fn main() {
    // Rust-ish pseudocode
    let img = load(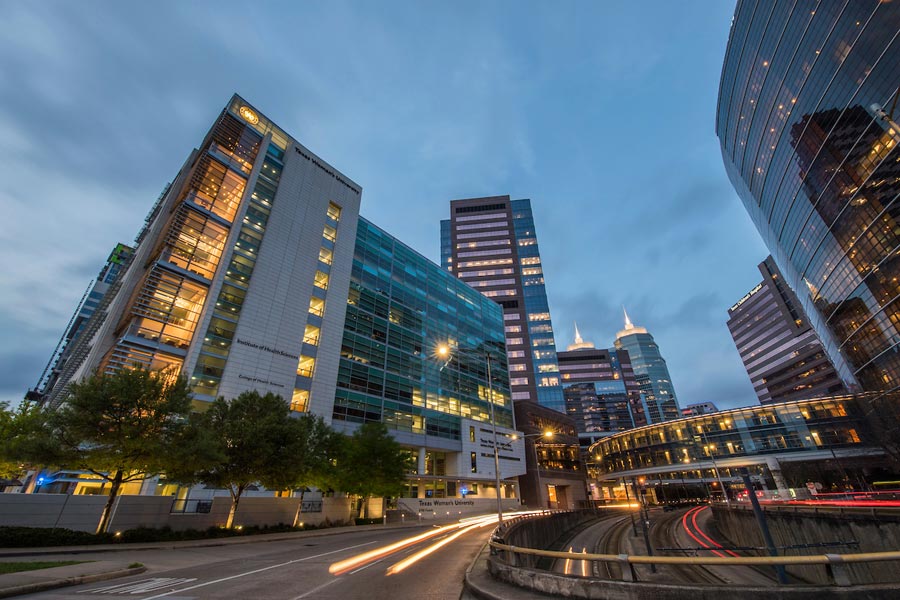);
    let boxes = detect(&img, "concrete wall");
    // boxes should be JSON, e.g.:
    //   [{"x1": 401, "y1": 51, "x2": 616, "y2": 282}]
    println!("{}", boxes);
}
[
  {"x1": 0, "y1": 494, "x2": 107, "y2": 532},
  {"x1": 0, "y1": 494, "x2": 354, "y2": 533},
  {"x1": 712, "y1": 505, "x2": 900, "y2": 584},
  {"x1": 495, "y1": 510, "x2": 606, "y2": 569},
  {"x1": 487, "y1": 559, "x2": 900, "y2": 600}
]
